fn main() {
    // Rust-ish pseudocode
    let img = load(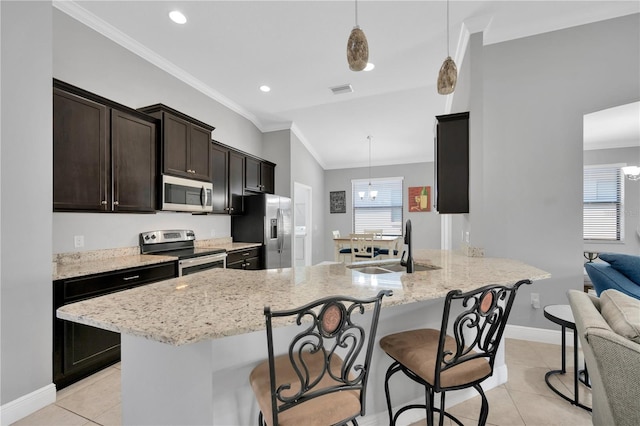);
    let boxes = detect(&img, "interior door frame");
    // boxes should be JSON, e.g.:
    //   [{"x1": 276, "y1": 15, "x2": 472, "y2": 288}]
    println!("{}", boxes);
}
[{"x1": 293, "y1": 182, "x2": 313, "y2": 266}]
